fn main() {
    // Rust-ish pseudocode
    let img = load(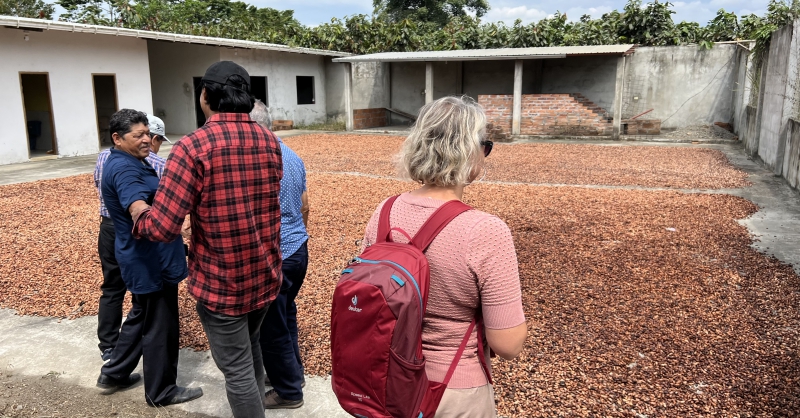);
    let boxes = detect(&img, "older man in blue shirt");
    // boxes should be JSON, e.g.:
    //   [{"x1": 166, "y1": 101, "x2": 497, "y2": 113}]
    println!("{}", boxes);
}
[
  {"x1": 250, "y1": 101, "x2": 310, "y2": 409},
  {"x1": 98, "y1": 109, "x2": 202, "y2": 407},
  {"x1": 94, "y1": 115, "x2": 169, "y2": 362}
]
